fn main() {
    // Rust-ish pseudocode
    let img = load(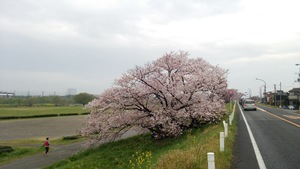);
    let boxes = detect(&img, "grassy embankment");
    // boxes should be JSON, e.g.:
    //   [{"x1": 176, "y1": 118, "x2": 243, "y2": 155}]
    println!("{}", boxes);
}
[
  {"x1": 46, "y1": 103, "x2": 237, "y2": 169},
  {"x1": 0, "y1": 136, "x2": 84, "y2": 166},
  {"x1": 0, "y1": 106, "x2": 88, "y2": 119}
]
